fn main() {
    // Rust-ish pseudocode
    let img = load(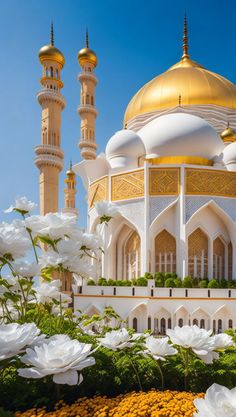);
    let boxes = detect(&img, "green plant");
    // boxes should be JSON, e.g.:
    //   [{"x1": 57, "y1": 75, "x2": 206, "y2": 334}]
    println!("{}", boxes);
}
[
  {"x1": 228, "y1": 280, "x2": 236, "y2": 288},
  {"x1": 174, "y1": 278, "x2": 182, "y2": 288},
  {"x1": 144, "y1": 272, "x2": 153, "y2": 280},
  {"x1": 182, "y1": 276, "x2": 193, "y2": 288},
  {"x1": 165, "y1": 278, "x2": 176, "y2": 288},
  {"x1": 199, "y1": 279, "x2": 208, "y2": 288},
  {"x1": 135, "y1": 277, "x2": 148, "y2": 286},
  {"x1": 87, "y1": 279, "x2": 96, "y2": 286},
  {"x1": 97, "y1": 277, "x2": 108, "y2": 286},
  {"x1": 208, "y1": 279, "x2": 220, "y2": 288},
  {"x1": 220, "y1": 278, "x2": 228, "y2": 288}
]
